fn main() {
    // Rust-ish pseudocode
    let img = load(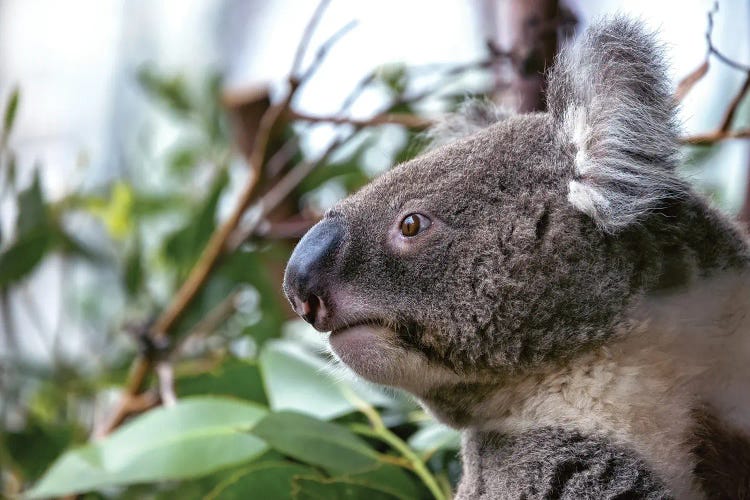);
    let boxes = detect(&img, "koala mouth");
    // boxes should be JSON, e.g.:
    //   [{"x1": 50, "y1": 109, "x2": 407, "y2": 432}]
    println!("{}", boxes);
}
[{"x1": 330, "y1": 319, "x2": 389, "y2": 337}]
